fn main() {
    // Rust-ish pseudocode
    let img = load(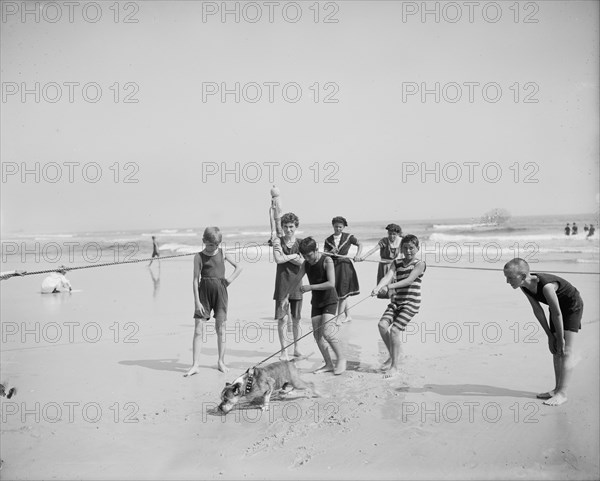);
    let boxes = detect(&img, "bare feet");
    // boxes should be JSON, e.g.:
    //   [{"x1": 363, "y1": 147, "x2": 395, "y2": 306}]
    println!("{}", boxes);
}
[
  {"x1": 293, "y1": 350, "x2": 304, "y2": 358},
  {"x1": 313, "y1": 364, "x2": 334, "y2": 374},
  {"x1": 543, "y1": 392, "x2": 567, "y2": 406},
  {"x1": 334, "y1": 358, "x2": 347, "y2": 375},
  {"x1": 383, "y1": 367, "x2": 399, "y2": 379},
  {"x1": 217, "y1": 361, "x2": 229, "y2": 373},
  {"x1": 342, "y1": 316, "x2": 352, "y2": 323},
  {"x1": 183, "y1": 365, "x2": 201, "y2": 377},
  {"x1": 381, "y1": 358, "x2": 392, "y2": 371},
  {"x1": 536, "y1": 390, "x2": 555, "y2": 400},
  {"x1": 279, "y1": 350, "x2": 290, "y2": 361}
]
